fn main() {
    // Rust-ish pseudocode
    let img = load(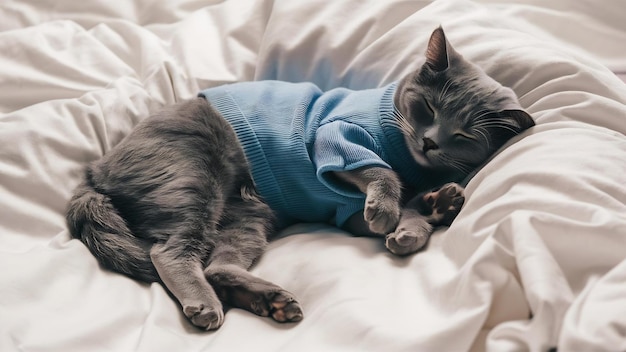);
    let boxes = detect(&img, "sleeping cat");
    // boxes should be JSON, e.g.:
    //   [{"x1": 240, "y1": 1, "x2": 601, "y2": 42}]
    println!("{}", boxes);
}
[{"x1": 66, "y1": 27, "x2": 534, "y2": 331}]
